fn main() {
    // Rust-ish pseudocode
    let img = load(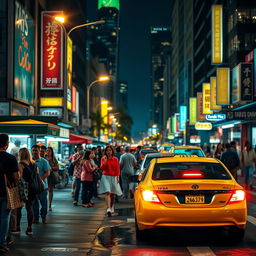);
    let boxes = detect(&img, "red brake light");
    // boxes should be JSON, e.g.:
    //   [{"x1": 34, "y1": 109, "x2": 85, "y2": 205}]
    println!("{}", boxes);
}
[
  {"x1": 182, "y1": 171, "x2": 203, "y2": 178},
  {"x1": 228, "y1": 190, "x2": 245, "y2": 204}
]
